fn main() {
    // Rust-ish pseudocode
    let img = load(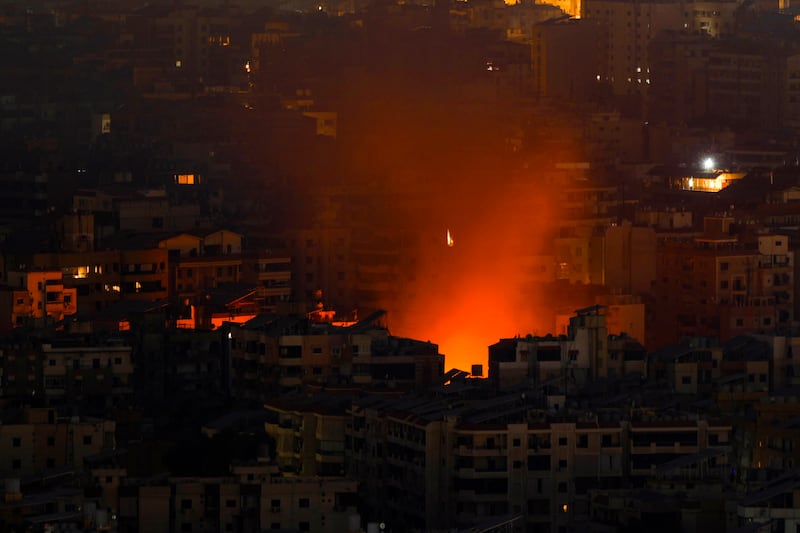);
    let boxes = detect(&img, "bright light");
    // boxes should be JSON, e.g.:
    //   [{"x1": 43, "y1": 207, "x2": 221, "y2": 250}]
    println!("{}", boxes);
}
[
  {"x1": 446, "y1": 229, "x2": 454, "y2": 247},
  {"x1": 702, "y1": 157, "x2": 715, "y2": 171},
  {"x1": 244, "y1": 61, "x2": 251, "y2": 73},
  {"x1": 562, "y1": 504, "x2": 568, "y2": 513}
]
